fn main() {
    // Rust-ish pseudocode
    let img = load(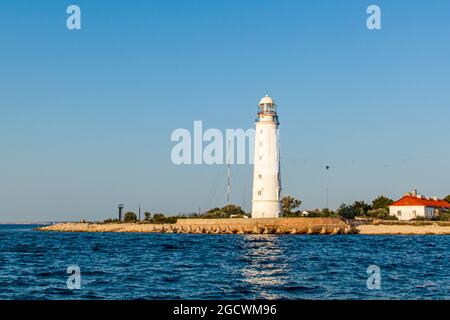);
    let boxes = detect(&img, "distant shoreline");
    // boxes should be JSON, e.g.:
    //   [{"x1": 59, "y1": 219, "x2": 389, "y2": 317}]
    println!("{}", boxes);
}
[{"x1": 0, "y1": 222, "x2": 56, "y2": 225}]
